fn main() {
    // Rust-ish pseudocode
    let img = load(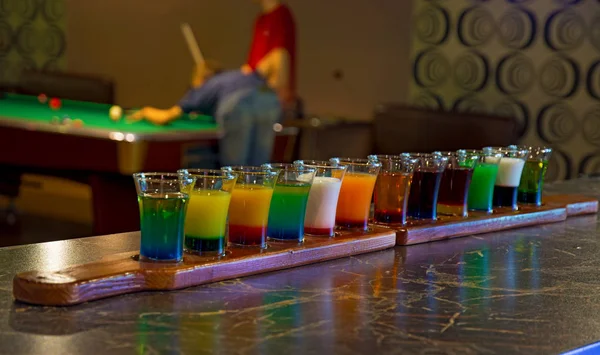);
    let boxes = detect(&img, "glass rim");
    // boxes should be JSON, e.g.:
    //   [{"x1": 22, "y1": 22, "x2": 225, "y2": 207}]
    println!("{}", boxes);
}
[
  {"x1": 516, "y1": 145, "x2": 553, "y2": 153},
  {"x1": 294, "y1": 160, "x2": 346, "y2": 169},
  {"x1": 132, "y1": 172, "x2": 194, "y2": 181},
  {"x1": 262, "y1": 163, "x2": 315, "y2": 172},
  {"x1": 178, "y1": 168, "x2": 236, "y2": 178},
  {"x1": 485, "y1": 146, "x2": 529, "y2": 154},
  {"x1": 331, "y1": 157, "x2": 382, "y2": 167},
  {"x1": 223, "y1": 169, "x2": 279, "y2": 177}
]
